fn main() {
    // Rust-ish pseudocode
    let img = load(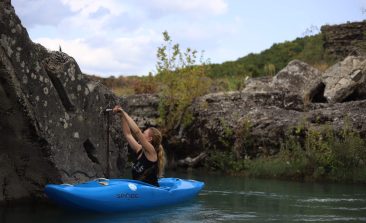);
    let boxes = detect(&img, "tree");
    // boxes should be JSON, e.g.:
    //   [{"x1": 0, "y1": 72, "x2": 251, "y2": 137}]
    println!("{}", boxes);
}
[{"x1": 156, "y1": 31, "x2": 211, "y2": 130}]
